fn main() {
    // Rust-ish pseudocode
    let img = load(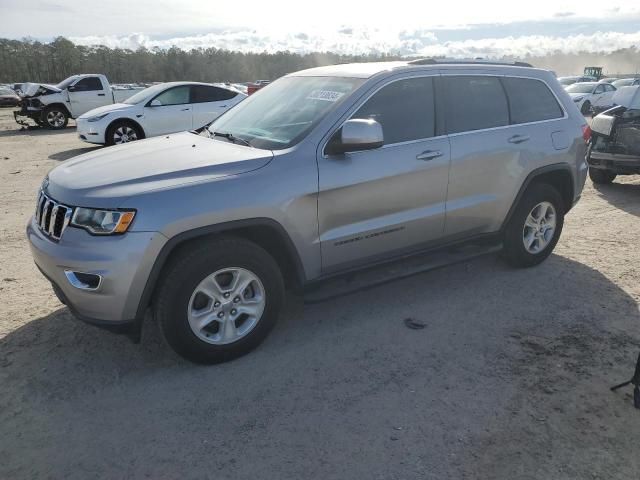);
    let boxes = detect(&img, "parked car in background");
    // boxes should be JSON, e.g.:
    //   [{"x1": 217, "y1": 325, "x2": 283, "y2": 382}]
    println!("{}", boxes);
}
[
  {"x1": 247, "y1": 80, "x2": 271, "y2": 95},
  {"x1": 558, "y1": 75, "x2": 597, "y2": 87},
  {"x1": 598, "y1": 77, "x2": 619, "y2": 84},
  {"x1": 565, "y1": 81, "x2": 617, "y2": 115},
  {"x1": 588, "y1": 86, "x2": 640, "y2": 184},
  {"x1": 612, "y1": 78, "x2": 640, "y2": 88},
  {"x1": 15, "y1": 74, "x2": 143, "y2": 129},
  {"x1": 10, "y1": 83, "x2": 24, "y2": 94},
  {"x1": 28, "y1": 60, "x2": 588, "y2": 363},
  {"x1": 76, "y1": 82, "x2": 246, "y2": 145},
  {"x1": 0, "y1": 87, "x2": 21, "y2": 107}
]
